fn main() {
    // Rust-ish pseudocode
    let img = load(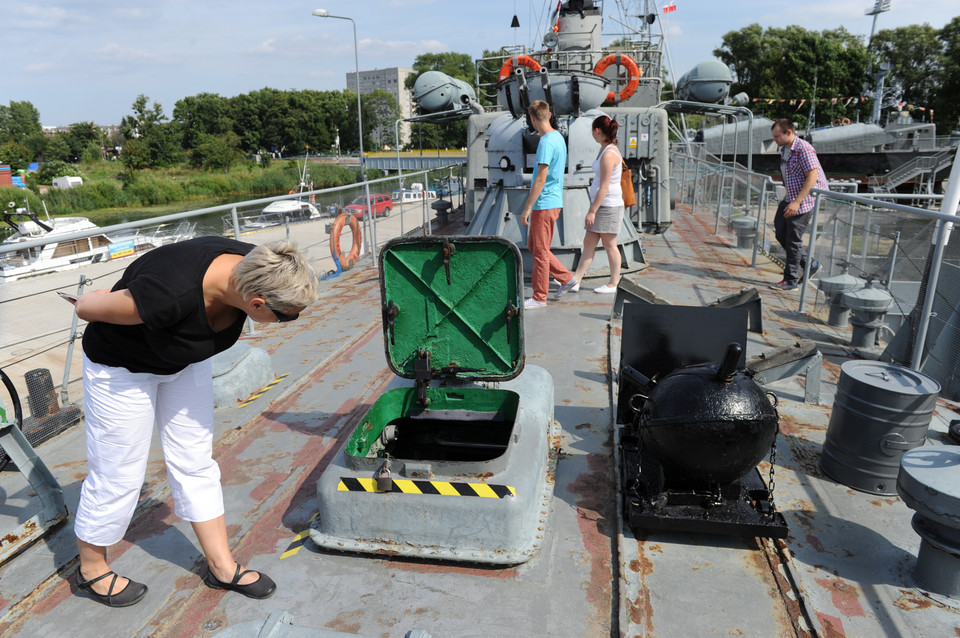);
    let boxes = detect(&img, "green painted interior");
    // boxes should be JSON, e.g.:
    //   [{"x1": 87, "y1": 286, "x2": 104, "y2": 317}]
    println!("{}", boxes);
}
[{"x1": 346, "y1": 387, "x2": 520, "y2": 458}]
